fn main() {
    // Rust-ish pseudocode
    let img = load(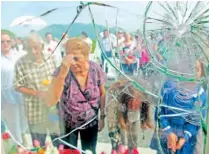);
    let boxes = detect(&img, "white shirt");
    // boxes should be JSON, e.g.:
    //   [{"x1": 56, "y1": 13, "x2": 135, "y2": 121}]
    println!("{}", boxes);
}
[
  {"x1": 114, "y1": 37, "x2": 125, "y2": 50},
  {"x1": 100, "y1": 33, "x2": 116, "y2": 52},
  {"x1": 102, "y1": 37, "x2": 114, "y2": 52},
  {"x1": 84, "y1": 37, "x2": 93, "y2": 47},
  {"x1": 11, "y1": 48, "x2": 27, "y2": 63},
  {"x1": 1, "y1": 51, "x2": 23, "y2": 105},
  {"x1": 44, "y1": 40, "x2": 62, "y2": 67},
  {"x1": 17, "y1": 44, "x2": 24, "y2": 51}
]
